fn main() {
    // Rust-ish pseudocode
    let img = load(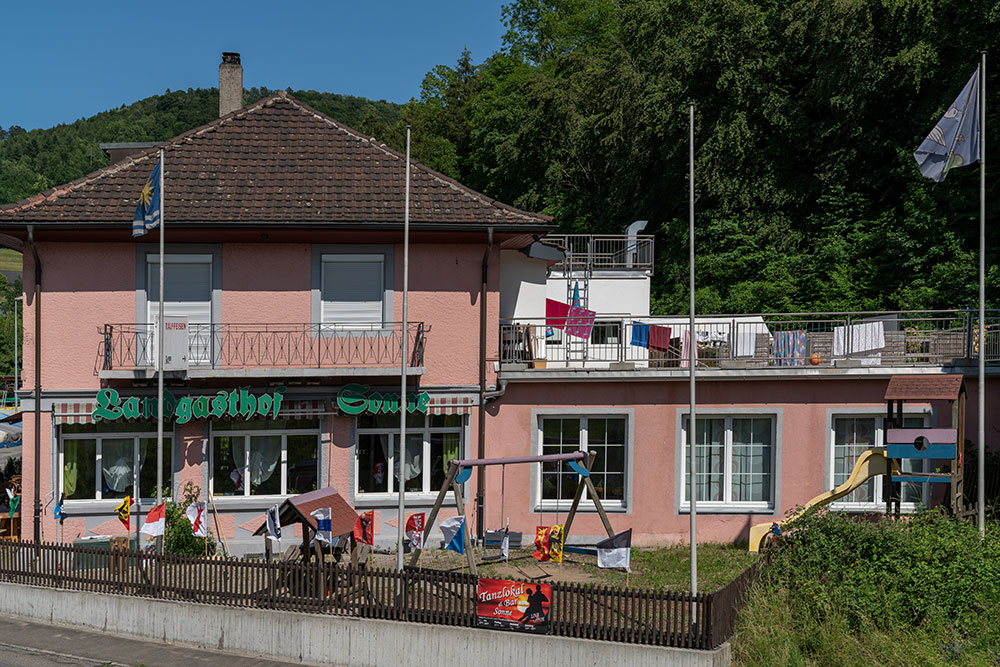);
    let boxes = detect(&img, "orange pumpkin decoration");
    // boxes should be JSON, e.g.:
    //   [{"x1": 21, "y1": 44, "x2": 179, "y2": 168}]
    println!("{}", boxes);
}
[{"x1": 809, "y1": 353, "x2": 821, "y2": 366}]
